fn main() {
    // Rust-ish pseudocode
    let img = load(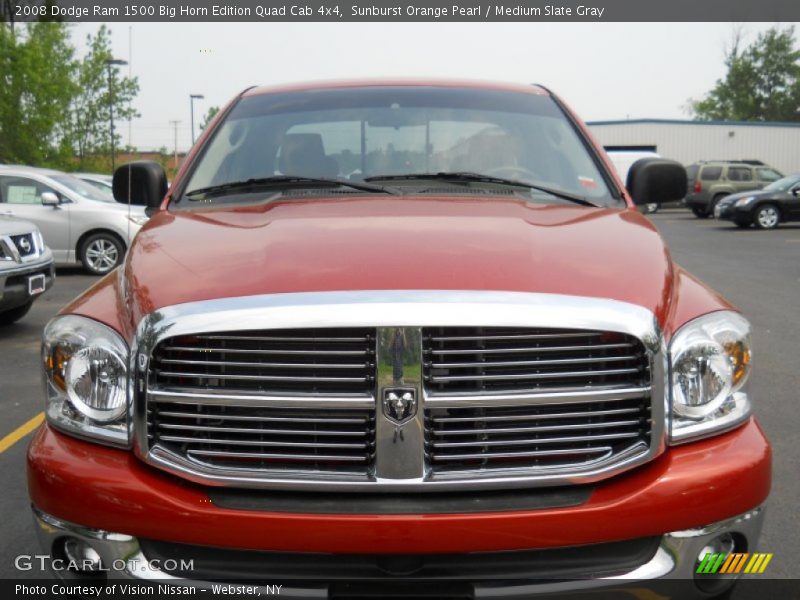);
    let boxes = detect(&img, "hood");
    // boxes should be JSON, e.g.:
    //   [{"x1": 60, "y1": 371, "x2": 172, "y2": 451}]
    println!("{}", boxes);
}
[
  {"x1": 0, "y1": 214, "x2": 39, "y2": 235},
  {"x1": 123, "y1": 196, "x2": 674, "y2": 326}
]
